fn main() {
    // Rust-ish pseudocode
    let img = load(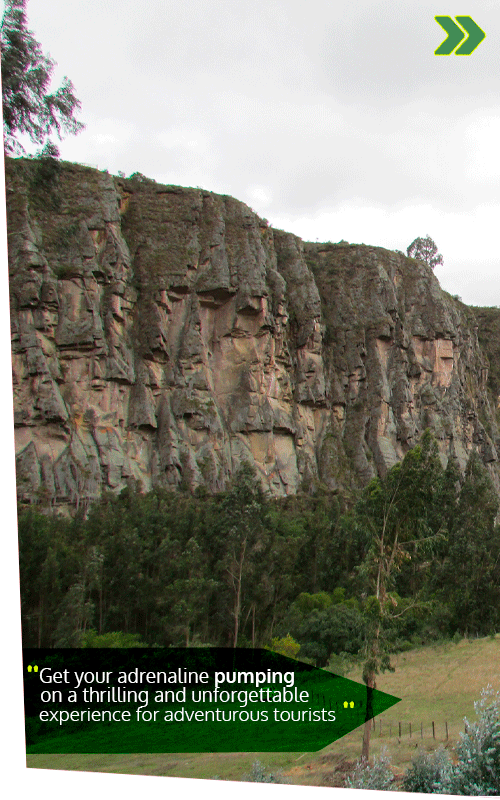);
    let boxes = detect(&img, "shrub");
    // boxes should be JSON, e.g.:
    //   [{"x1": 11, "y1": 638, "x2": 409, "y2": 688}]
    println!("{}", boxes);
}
[
  {"x1": 266, "y1": 633, "x2": 301, "y2": 660},
  {"x1": 345, "y1": 748, "x2": 394, "y2": 790},
  {"x1": 242, "y1": 761, "x2": 289, "y2": 783},
  {"x1": 450, "y1": 686, "x2": 500, "y2": 795},
  {"x1": 402, "y1": 747, "x2": 454, "y2": 793}
]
